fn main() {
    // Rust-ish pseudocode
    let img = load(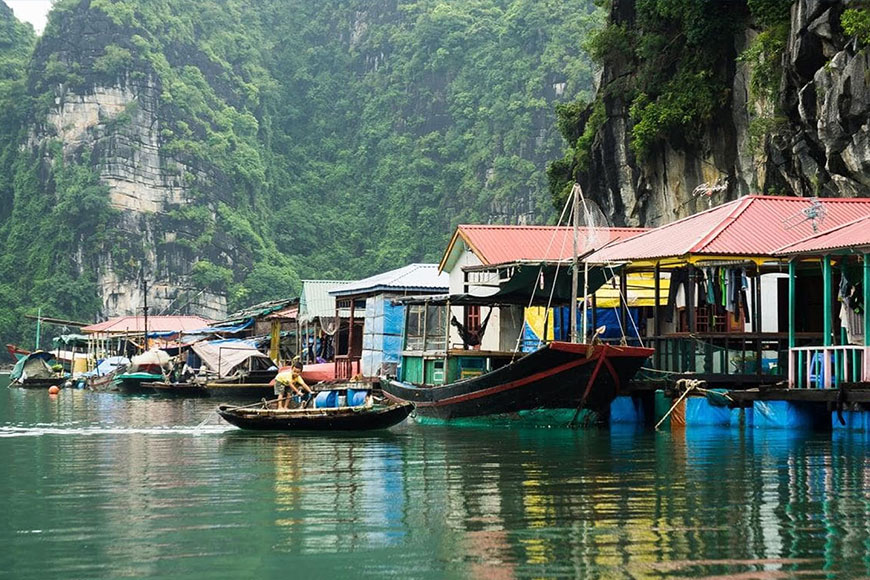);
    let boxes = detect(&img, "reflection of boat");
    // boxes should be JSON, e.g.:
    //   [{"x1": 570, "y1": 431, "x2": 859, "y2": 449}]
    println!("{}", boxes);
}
[
  {"x1": 382, "y1": 342, "x2": 652, "y2": 420},
  {"x1": 114, "y1": 350, "x2": 171, "y2": 394},
  {"x1": 143, "y1": 382, "x2": 209, "y2": 397},
  {"x1": 9, "y1": 351, "x2": 65, "y2": 389},
  {"x1": 217, "y1": 394, "x2": 413, "y2": 431}
]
